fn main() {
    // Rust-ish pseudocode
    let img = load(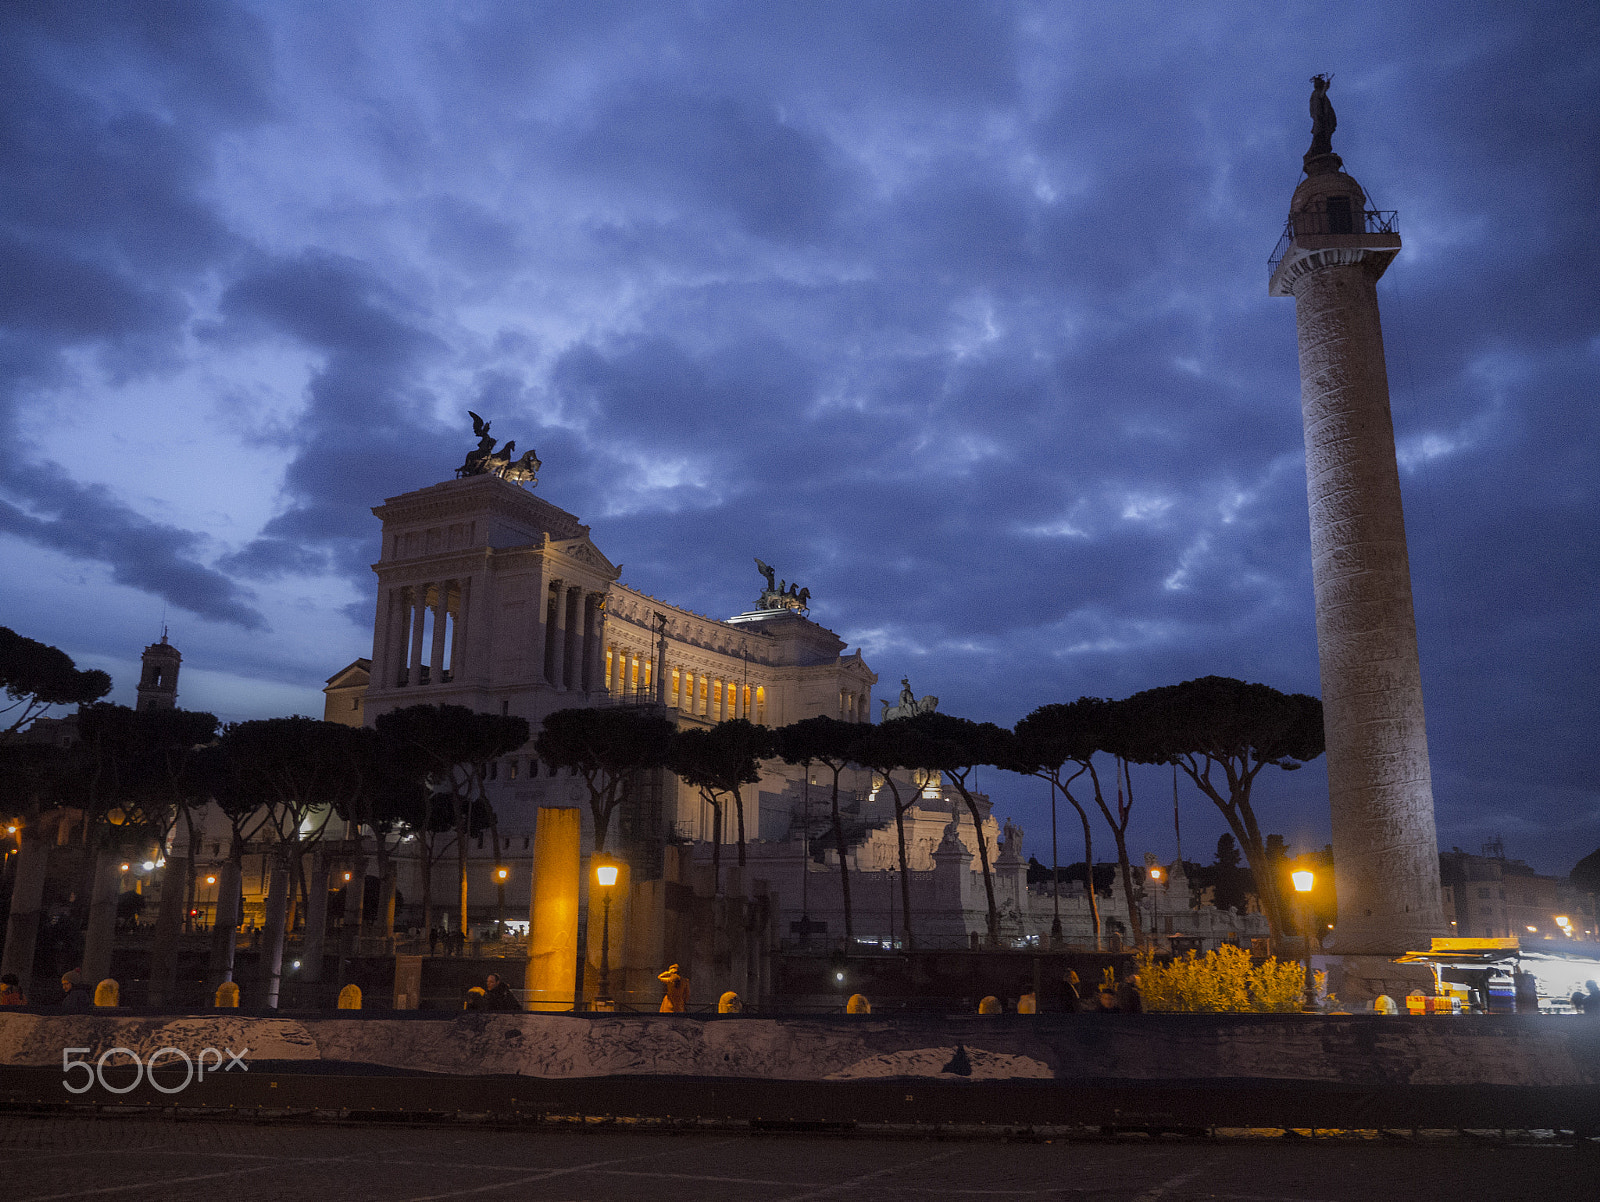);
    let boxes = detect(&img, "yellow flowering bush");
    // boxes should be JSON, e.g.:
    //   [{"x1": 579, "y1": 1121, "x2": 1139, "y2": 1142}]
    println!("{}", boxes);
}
[{"x1": 1138, "y1": 945, "x2": 1318, "y2": 1013}]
